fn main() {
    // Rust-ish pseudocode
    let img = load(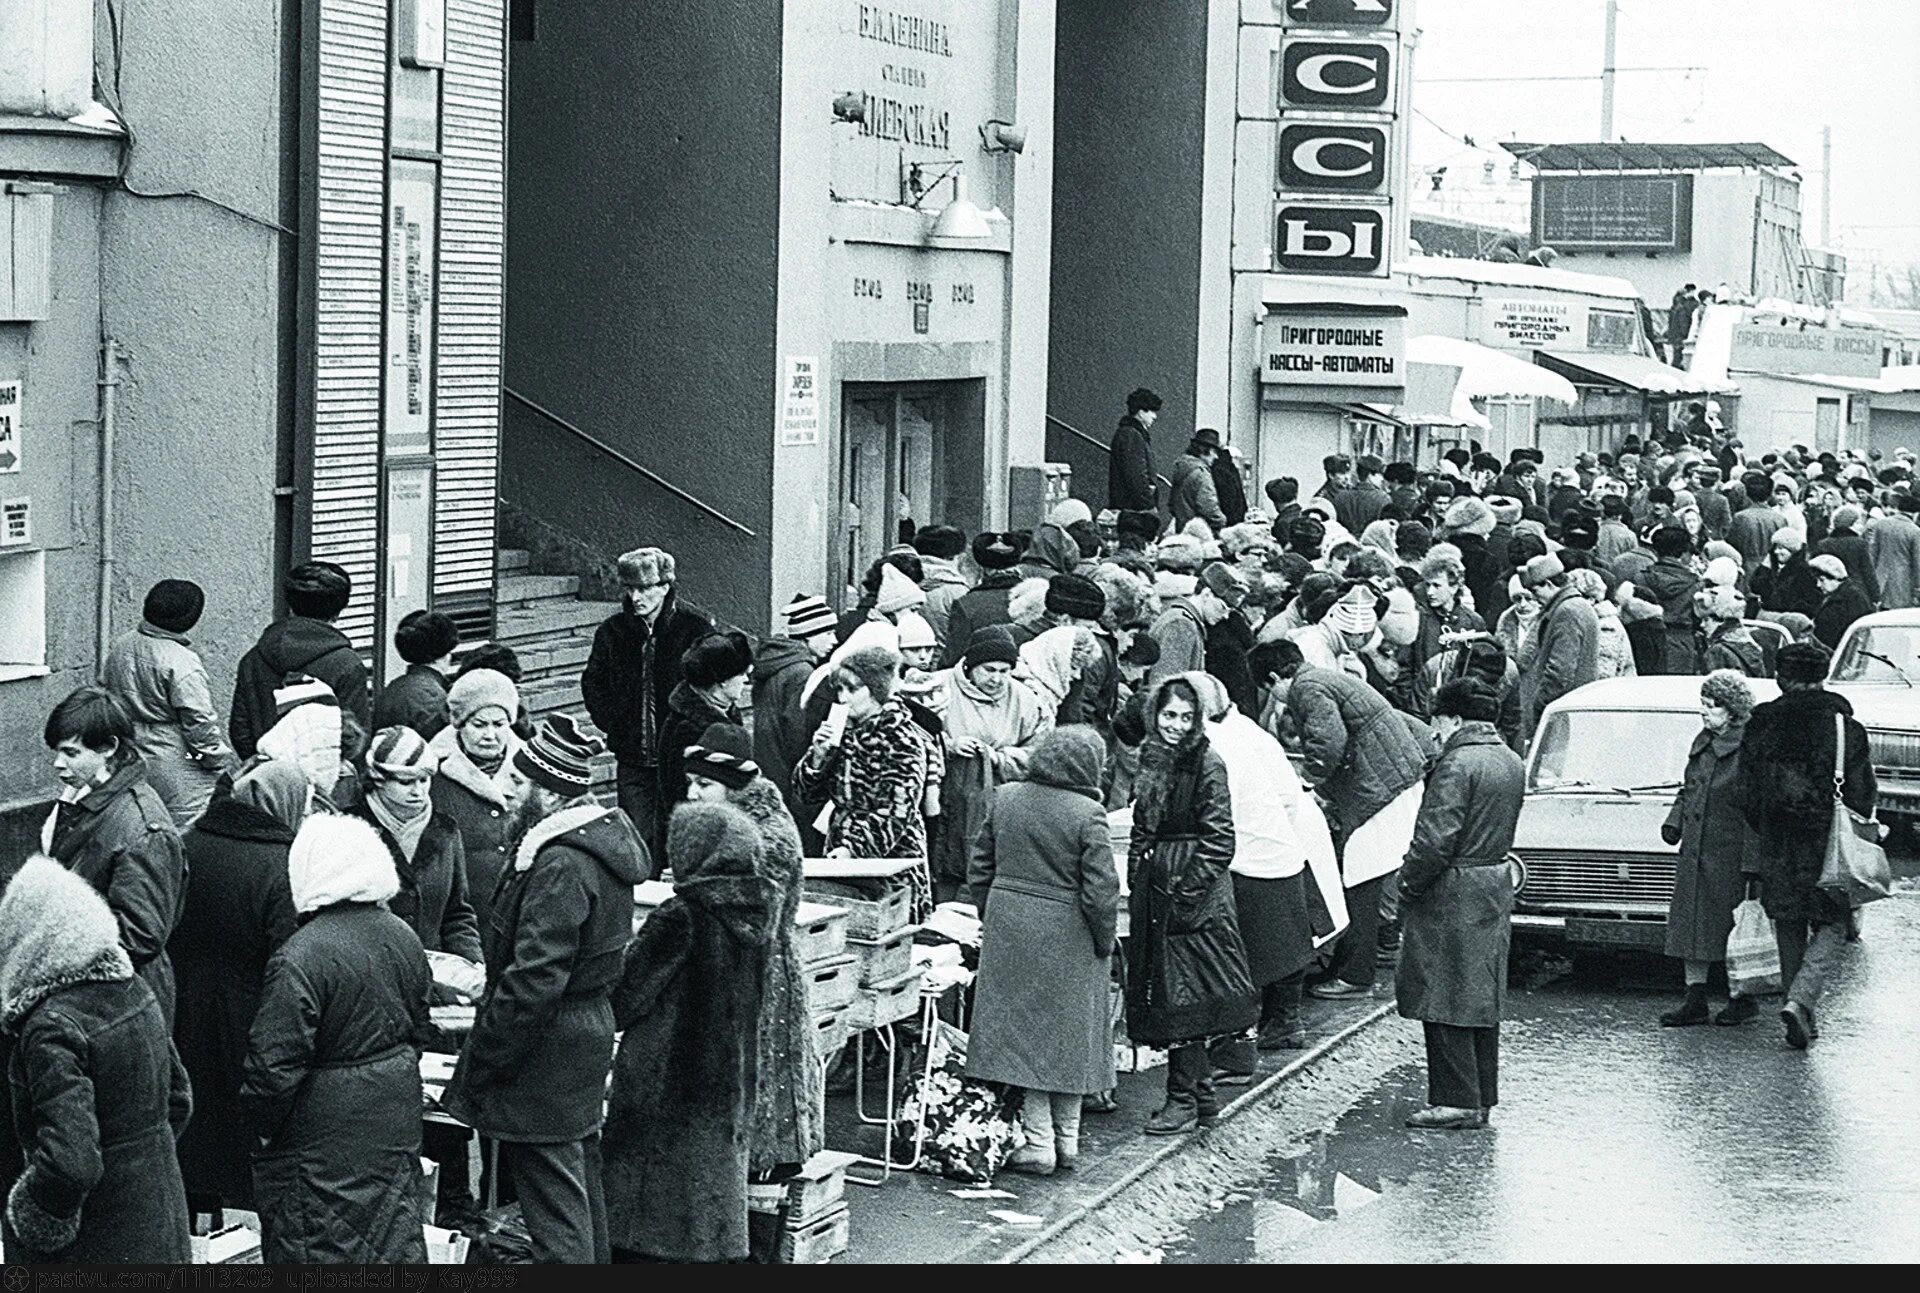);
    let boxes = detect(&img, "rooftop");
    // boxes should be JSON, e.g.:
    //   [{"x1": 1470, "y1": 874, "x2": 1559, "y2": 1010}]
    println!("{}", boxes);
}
[{"x1": 1502, "y1": 141, "x2": 1797, "y2": 172}]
